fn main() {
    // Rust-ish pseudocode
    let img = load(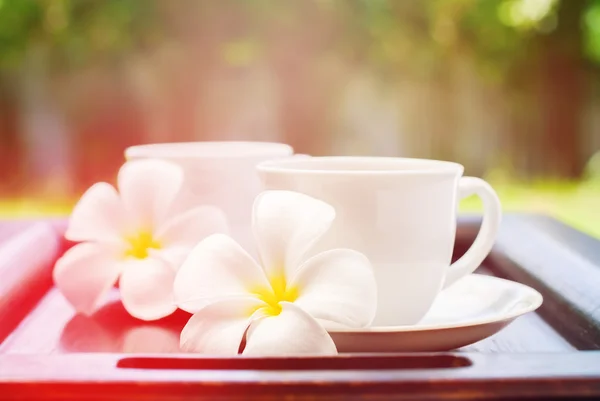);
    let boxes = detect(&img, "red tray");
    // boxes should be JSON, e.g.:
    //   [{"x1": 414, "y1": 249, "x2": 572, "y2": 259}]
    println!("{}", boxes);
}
[{"x1": 1, "y1": 215, "x2": 600, "y2": 400}]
